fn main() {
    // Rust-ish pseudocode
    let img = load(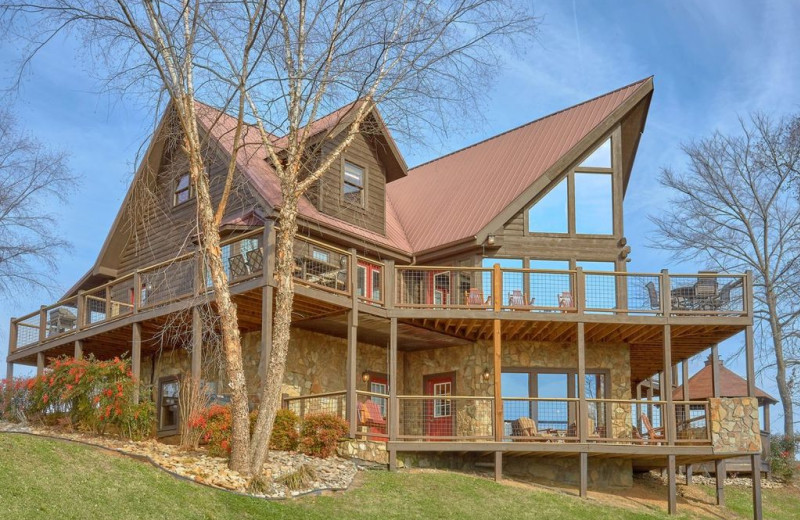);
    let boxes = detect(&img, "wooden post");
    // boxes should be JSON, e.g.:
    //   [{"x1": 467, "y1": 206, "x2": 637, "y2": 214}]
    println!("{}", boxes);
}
[
  {"x1": 8, "y1": 318, "x2": 17, "y2": 355},
  {"x1": 575, "y1": 266, "x2": 585, "y2": 314},
  {"x1": 77, "y1": 290, "x2": 86, "y2": 330},
  {"x1": 663, "y1": 326, "x2": 675, "y2": 445},
  {"x1": 494, "y1": 451, "x2": 503, "y2": 482},
  {"x1": 577, "y1": 322, "x2": 587, "y2": 443},
  {"x1": 36, "y1": 352, "x2": 44, "y2": 377},
  {"x1": 493, "y1": 263, "x2": 503, "y2": 442},
  {"x1": 661, "y1": 269, "x2": 671, "y2": 316},
  {"x1": 132, "y1": 271, "x2": 142, "y2": 313},
  {"x1": 385, "y1": 260, "x2": 395, "y2": 310},
  {"x1": 389, "y1": 317, "x2": 398, "y2": 471},
  {"x1": 346, "y1": 309, "x2": 357, "y2": 438},
  {"x1": 711, "y1": 343, "x2": 725, "y2": 506},
  {"x1": 132, "y1": 322, "x2": 142, "y2": 404},
  {"x1": 682, "y1": 360, "x2": 691, "y2": 484},
  {"x1": 745, "y1": 322, "x2": 763, "y2": 520},
  {"x1": 667, "y1": 454, "x2": 677, "y2": 515},
  {"x1": 38, "y1": 305, "x2": 47, "y2": 342},
  {"x1": 74, "y1": 340, "x2": 83, "y2": 360},
  {"x1": 191, "y1": 307, "x2": 202, "y2": 383},
  {"x1": 579, "y1": 452, "x2": 588, "y2": 498},
  {"x1": 5, "y1": 362, "x2": 13, "y2": 380}
]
